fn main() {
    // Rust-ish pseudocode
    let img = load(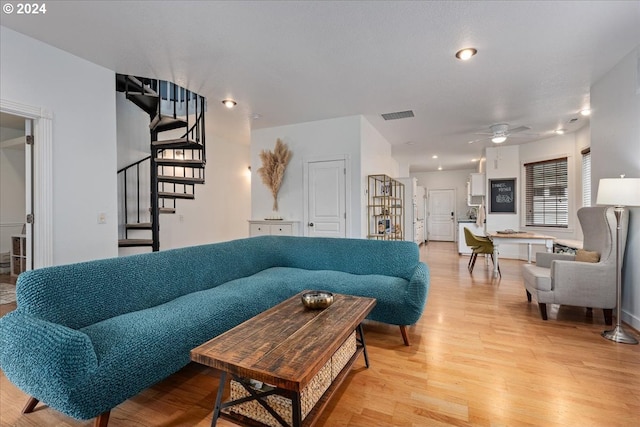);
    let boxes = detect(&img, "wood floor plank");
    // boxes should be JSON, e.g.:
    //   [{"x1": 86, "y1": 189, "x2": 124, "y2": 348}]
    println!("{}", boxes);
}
[{"x1": 1, "y1": 242, "x2": 639, "y2": 426}]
